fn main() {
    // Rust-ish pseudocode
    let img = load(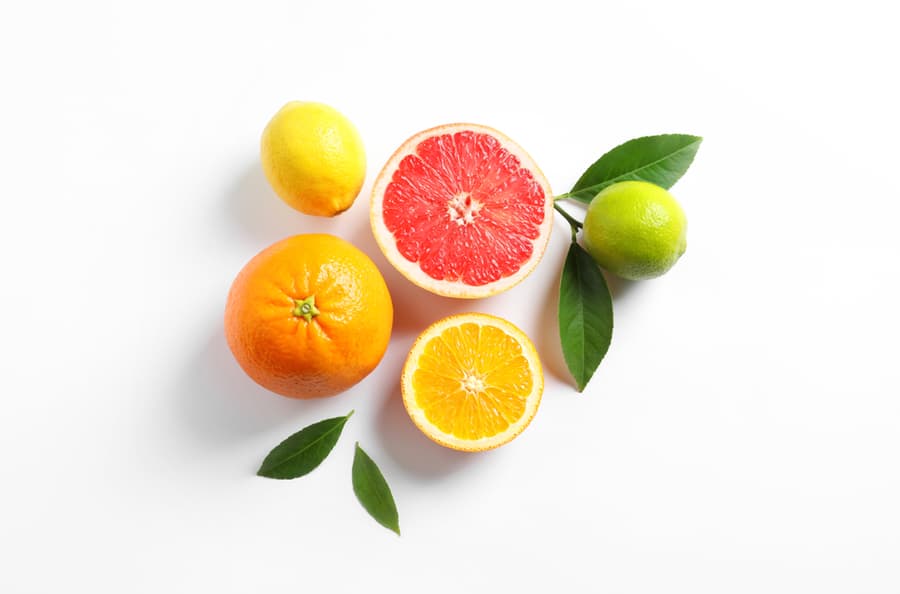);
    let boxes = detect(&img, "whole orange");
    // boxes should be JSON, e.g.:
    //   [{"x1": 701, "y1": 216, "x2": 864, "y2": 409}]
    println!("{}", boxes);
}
[{"x1": 224, "y1": 234, "x2": 393, "y2": 399}]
